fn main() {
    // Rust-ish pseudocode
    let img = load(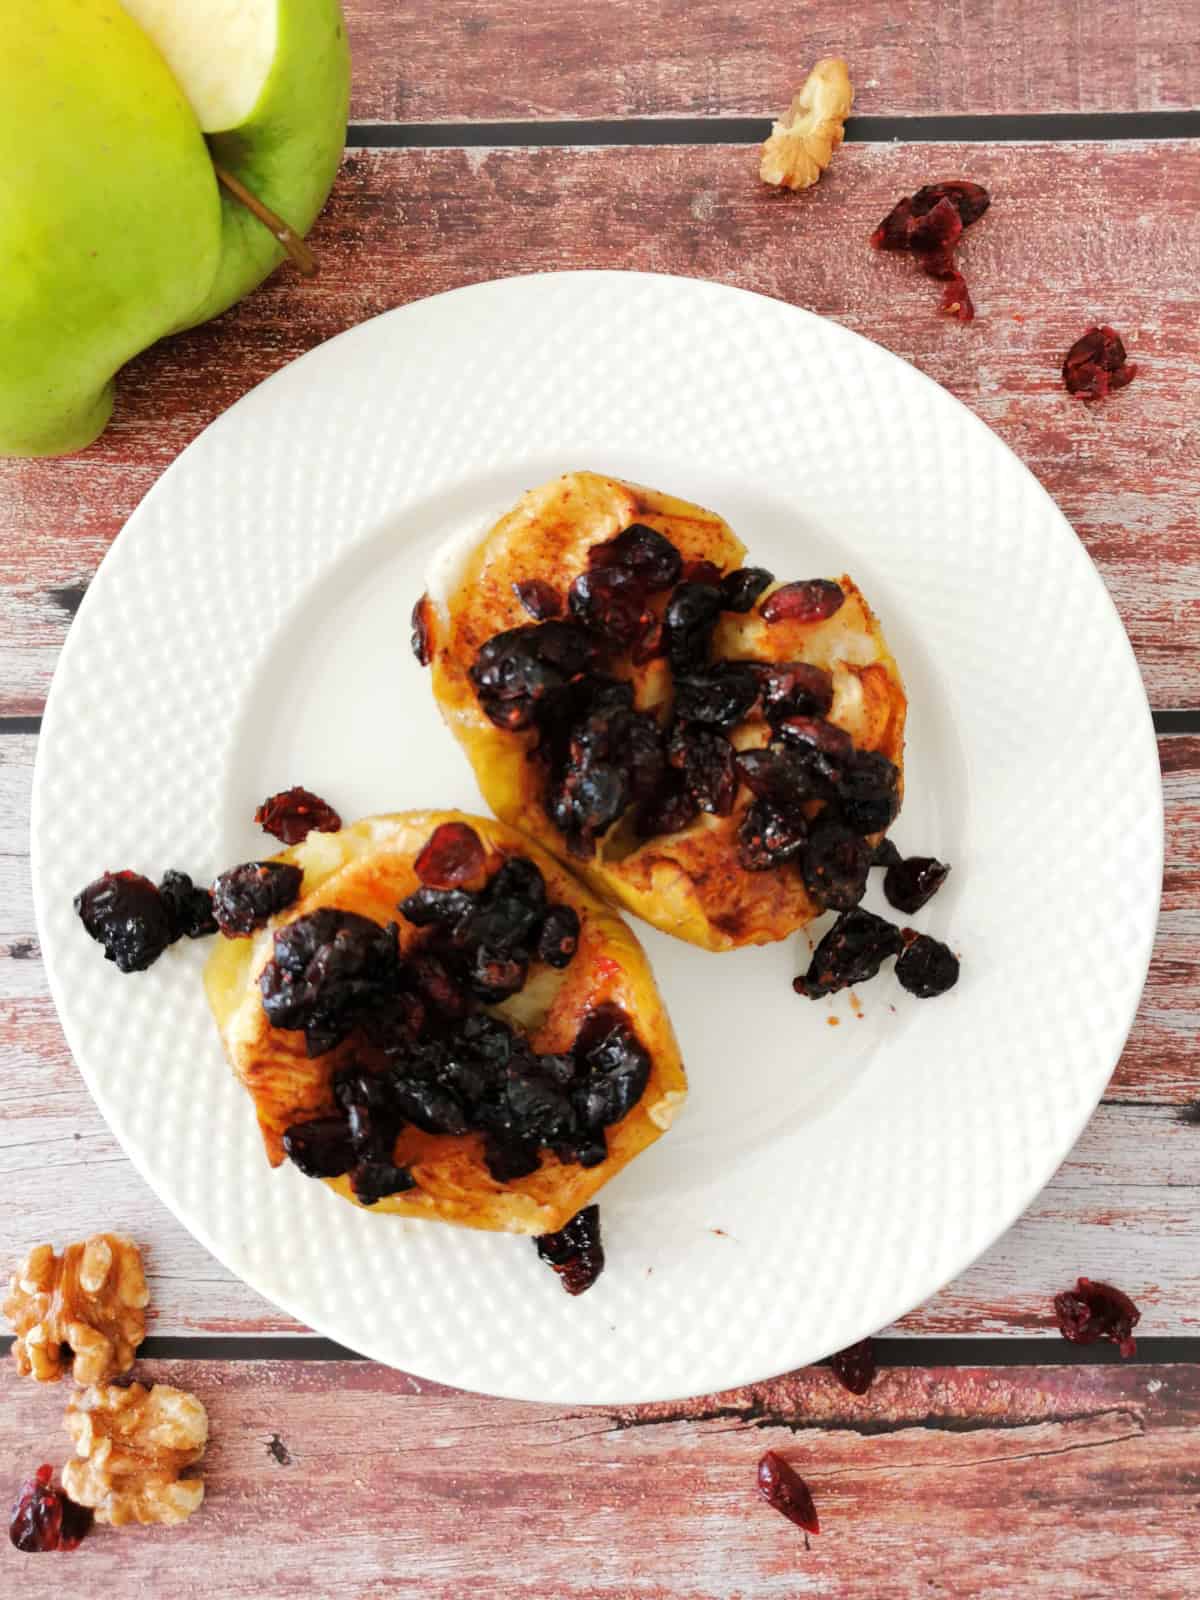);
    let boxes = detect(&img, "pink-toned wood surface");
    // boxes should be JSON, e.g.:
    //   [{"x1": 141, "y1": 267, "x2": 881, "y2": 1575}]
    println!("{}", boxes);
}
[
  {"x1": 341, "y1": 0, "x2": 1200, "y2": 120},
  {"x1": 3, "y1": 730, "x2": 1197, "y2": 1336},
  {"x1": 3, "y1": 140, "x2": 1198, "y2": 716},
  {"x1": 4, "y1": 1359, "x2": 1199, "y2": 1597}
]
